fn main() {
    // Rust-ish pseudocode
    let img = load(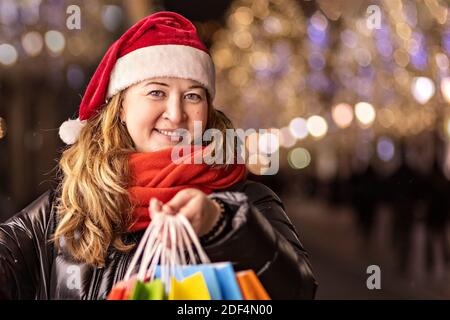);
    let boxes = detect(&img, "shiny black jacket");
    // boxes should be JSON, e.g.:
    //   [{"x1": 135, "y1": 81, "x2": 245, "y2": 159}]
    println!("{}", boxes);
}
[{"x1": 0, "y1": 180, "x2": 317, "y2": 300}]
